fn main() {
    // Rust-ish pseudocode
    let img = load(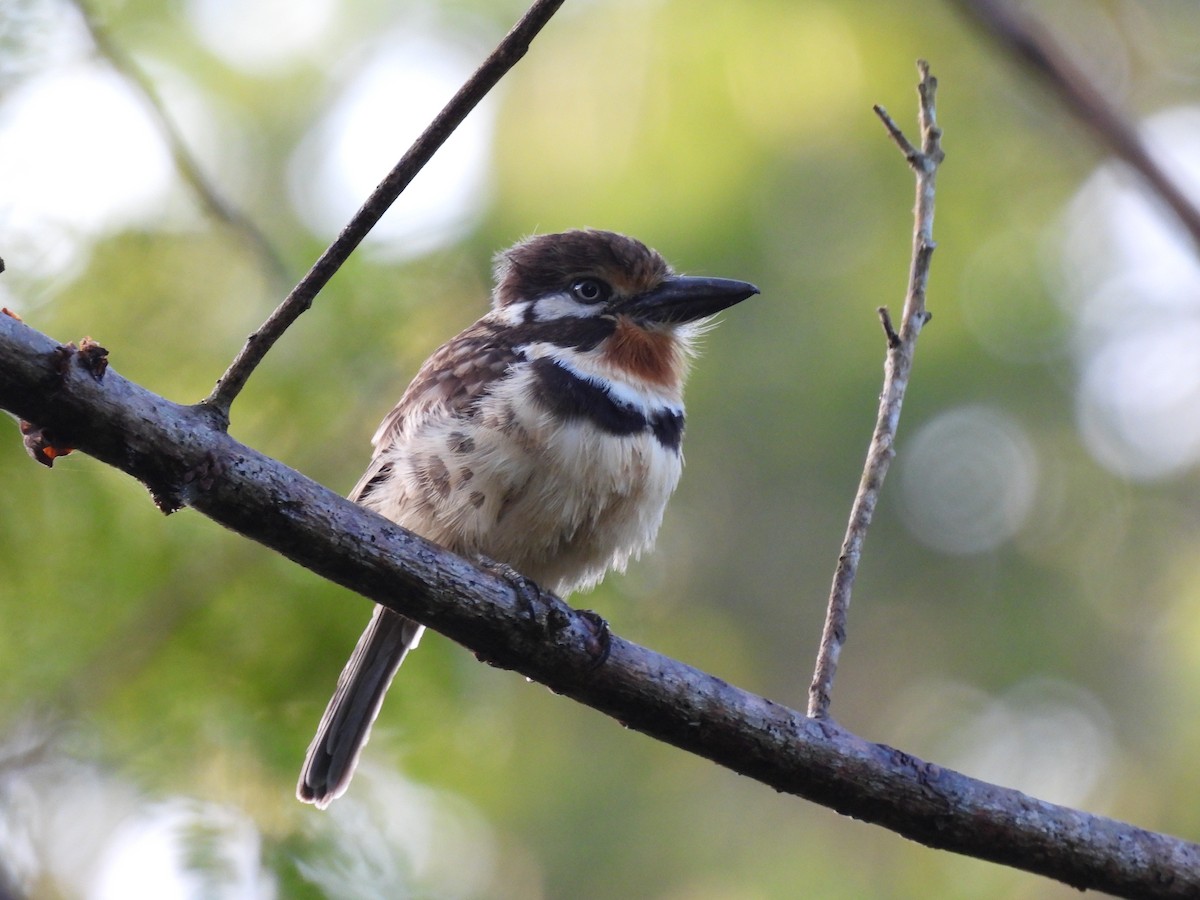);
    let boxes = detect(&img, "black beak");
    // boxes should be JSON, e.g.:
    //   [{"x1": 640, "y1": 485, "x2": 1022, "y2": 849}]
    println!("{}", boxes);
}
[{"x1": 617, "y1": 275, "x2": 759, "y2": 325}]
